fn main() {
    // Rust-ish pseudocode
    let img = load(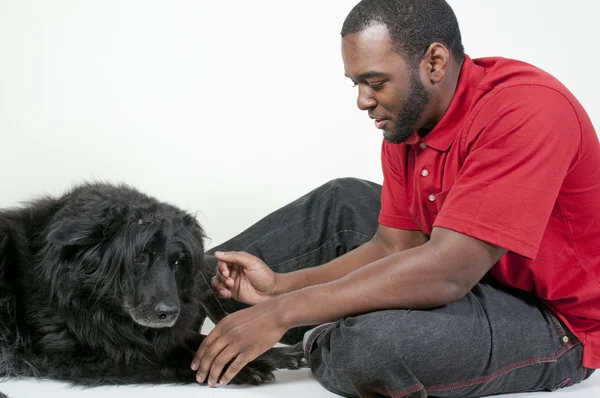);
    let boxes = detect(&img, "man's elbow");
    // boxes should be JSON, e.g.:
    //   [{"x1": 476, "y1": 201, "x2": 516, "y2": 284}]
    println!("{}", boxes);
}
[
  {"x1": 443, "y1": 280, "x2": 471, "y2": 303},
  {"x1": 411, "y1": 280, "x2": 470, "y2": 309},
  {"x1": 442, "y1": 270, "x2": 489, "y2": 304}
]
